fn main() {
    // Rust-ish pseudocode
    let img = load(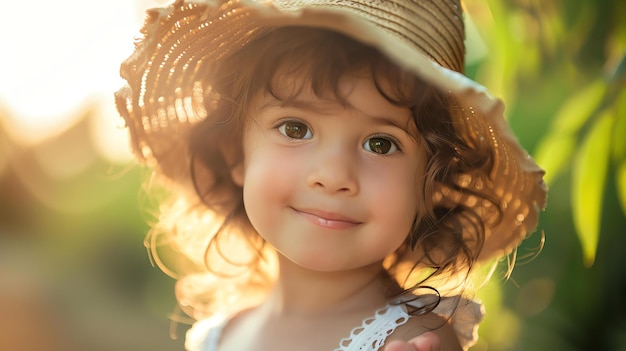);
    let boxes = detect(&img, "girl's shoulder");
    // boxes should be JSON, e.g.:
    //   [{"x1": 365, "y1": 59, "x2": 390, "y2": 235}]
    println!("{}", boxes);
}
[
  {"x1": 405, "y1": 296, "x2": 485, "y2": 350},
  {"x1": 431, "y1": 296, "x2": 485, "y2": 350}
]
